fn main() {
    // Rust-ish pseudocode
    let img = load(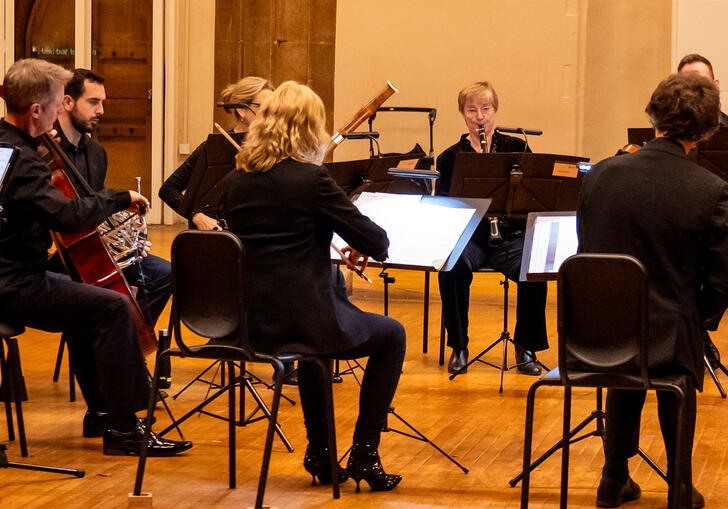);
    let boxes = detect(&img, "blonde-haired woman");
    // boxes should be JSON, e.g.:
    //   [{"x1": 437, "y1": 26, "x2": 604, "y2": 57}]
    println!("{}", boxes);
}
[
  {"x1": 223, "y1": 81, "x2": 405, "y2": 491},
  {"x1": 159, "y1": 76, "x2": 273, "y2": 230}
]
